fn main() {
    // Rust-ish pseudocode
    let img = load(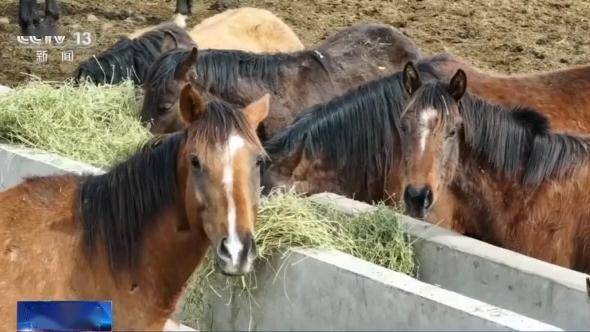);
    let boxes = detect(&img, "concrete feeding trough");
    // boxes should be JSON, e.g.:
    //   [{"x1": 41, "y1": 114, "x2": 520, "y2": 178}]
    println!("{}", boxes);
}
[{"x1": 1, "y1": 144, "x2": 587, "y2": 330}]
